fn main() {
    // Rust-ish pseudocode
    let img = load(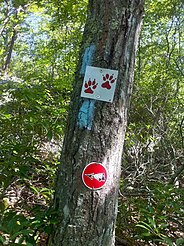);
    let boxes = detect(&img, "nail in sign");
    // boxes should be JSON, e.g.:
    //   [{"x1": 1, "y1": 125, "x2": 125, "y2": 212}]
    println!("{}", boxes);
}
[
  {"x1": 81, "y1": 66, "x2": 118, "y2": 102},
  {"x1": 82, "y1": 162, "x2": 108, "y2": 190}
]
